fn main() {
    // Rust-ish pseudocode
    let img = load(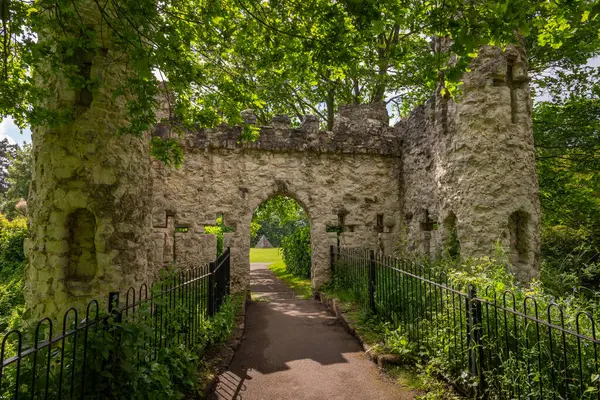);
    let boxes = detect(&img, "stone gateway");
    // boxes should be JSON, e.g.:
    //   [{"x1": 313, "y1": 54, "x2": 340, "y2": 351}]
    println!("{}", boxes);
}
[{"x1": 25, "y1": 45, "x2": 540, "y2": 316}]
